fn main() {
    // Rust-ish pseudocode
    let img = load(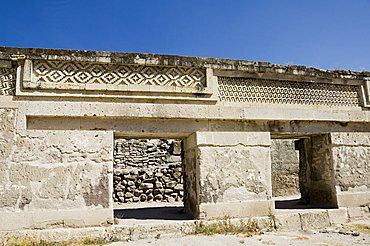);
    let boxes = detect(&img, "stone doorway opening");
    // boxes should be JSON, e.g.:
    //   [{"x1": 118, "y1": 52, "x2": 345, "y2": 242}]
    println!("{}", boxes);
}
[
  {"x1": 271, "y1": 135, "x2": 338, "y2": 210},
  {"x1": 112, "y1": 138, "x2": 192, "y2": 220}
]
